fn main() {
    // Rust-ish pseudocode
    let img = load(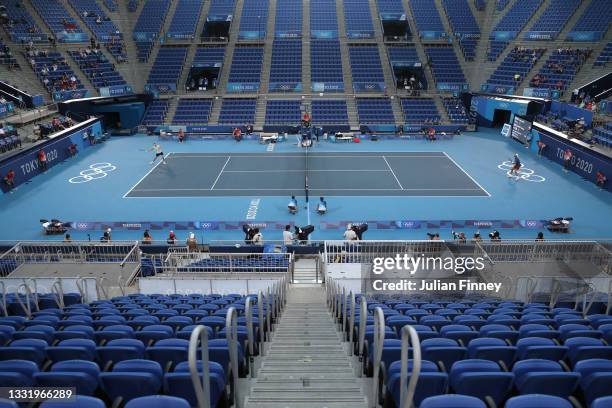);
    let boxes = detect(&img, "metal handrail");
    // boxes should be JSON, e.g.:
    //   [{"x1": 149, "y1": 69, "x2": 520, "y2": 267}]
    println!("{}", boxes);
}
[
  {"x1": 16, "y1": 283, "x2": 32, "y2": 318},
  {"x1": 27, "y1": 278, "x2": 40, "y2": 312},
  {"x1": 97, "y1": 277, "x2": 109, "y2": 300},
  {"x1": 348, "y1": 292, "x2": 356, "y2": 356},
  {"x1": 400, "y1": 325, "x2": 421, "y2": 408},
  {"x1": 188, "y1": 325, "x2": 211, "y2": 408},
  {"x1": 266, "y1": 287, "x2": 272, "y2": 340},
  {"x1": 51, "y1": 278, "x2": 64, "y2": 309},
  {"x1": 0, "y1": 282, "x2": 7, "y2": 317},
  {"x1": 358, "y1": 296, "x2": 367, "y2": 359},
  {"x1": 117, "y1": 275, "x2": 126, "y2": 297},
  {"x1": 75, "y1": 276, "x2": 87, "y2": 304},
  {"x1": 549, "y1": 279, "x2": 561, "y2": 309},
  {"x1": 257, "y1": 291, "x2": 265, "y2": 353},
  {"x1": 226, "y1": 307, "x2": 240, "y2": 408},
  {"x1": 607, "y1": 280, "x2": 612, "y2": 315},
  {"x1": 341, "y1": 288, "x2": 348, "y2": 337},
  {"x1": 245, "y1": 296, "x2": 255, "y2": 369},
  {"x1": 372, "y1": 307, "x2": 385, "y2": 407}
]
